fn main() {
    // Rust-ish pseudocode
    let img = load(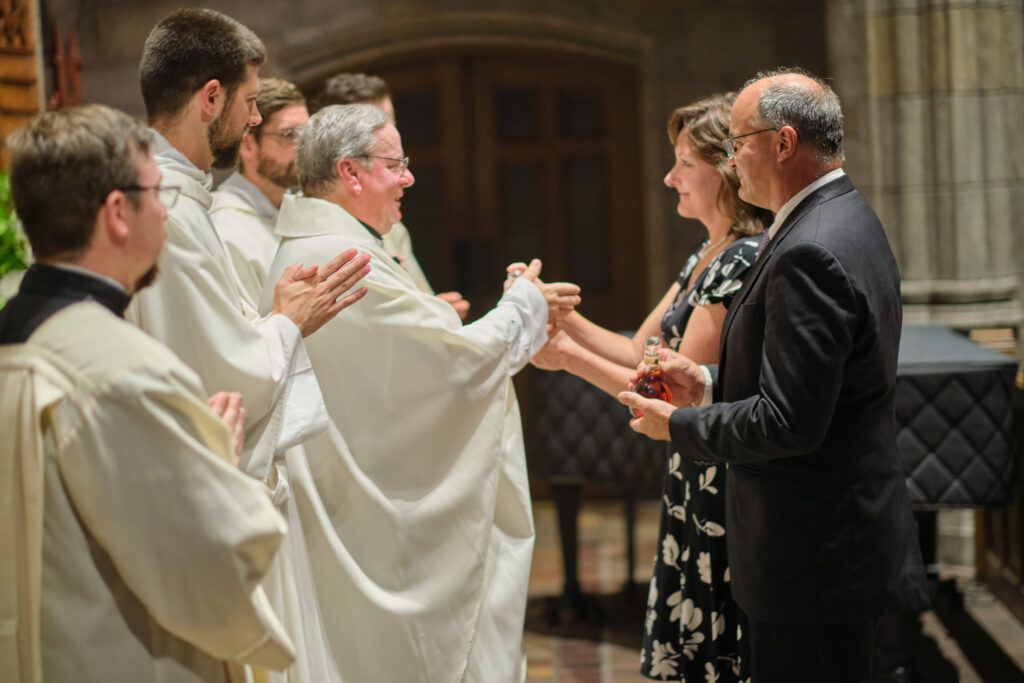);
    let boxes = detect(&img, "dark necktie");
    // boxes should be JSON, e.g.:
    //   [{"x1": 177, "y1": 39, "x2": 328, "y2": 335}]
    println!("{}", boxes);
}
[{"x1": 755, "y1": 229, "x2": 771, "y2": 260}]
